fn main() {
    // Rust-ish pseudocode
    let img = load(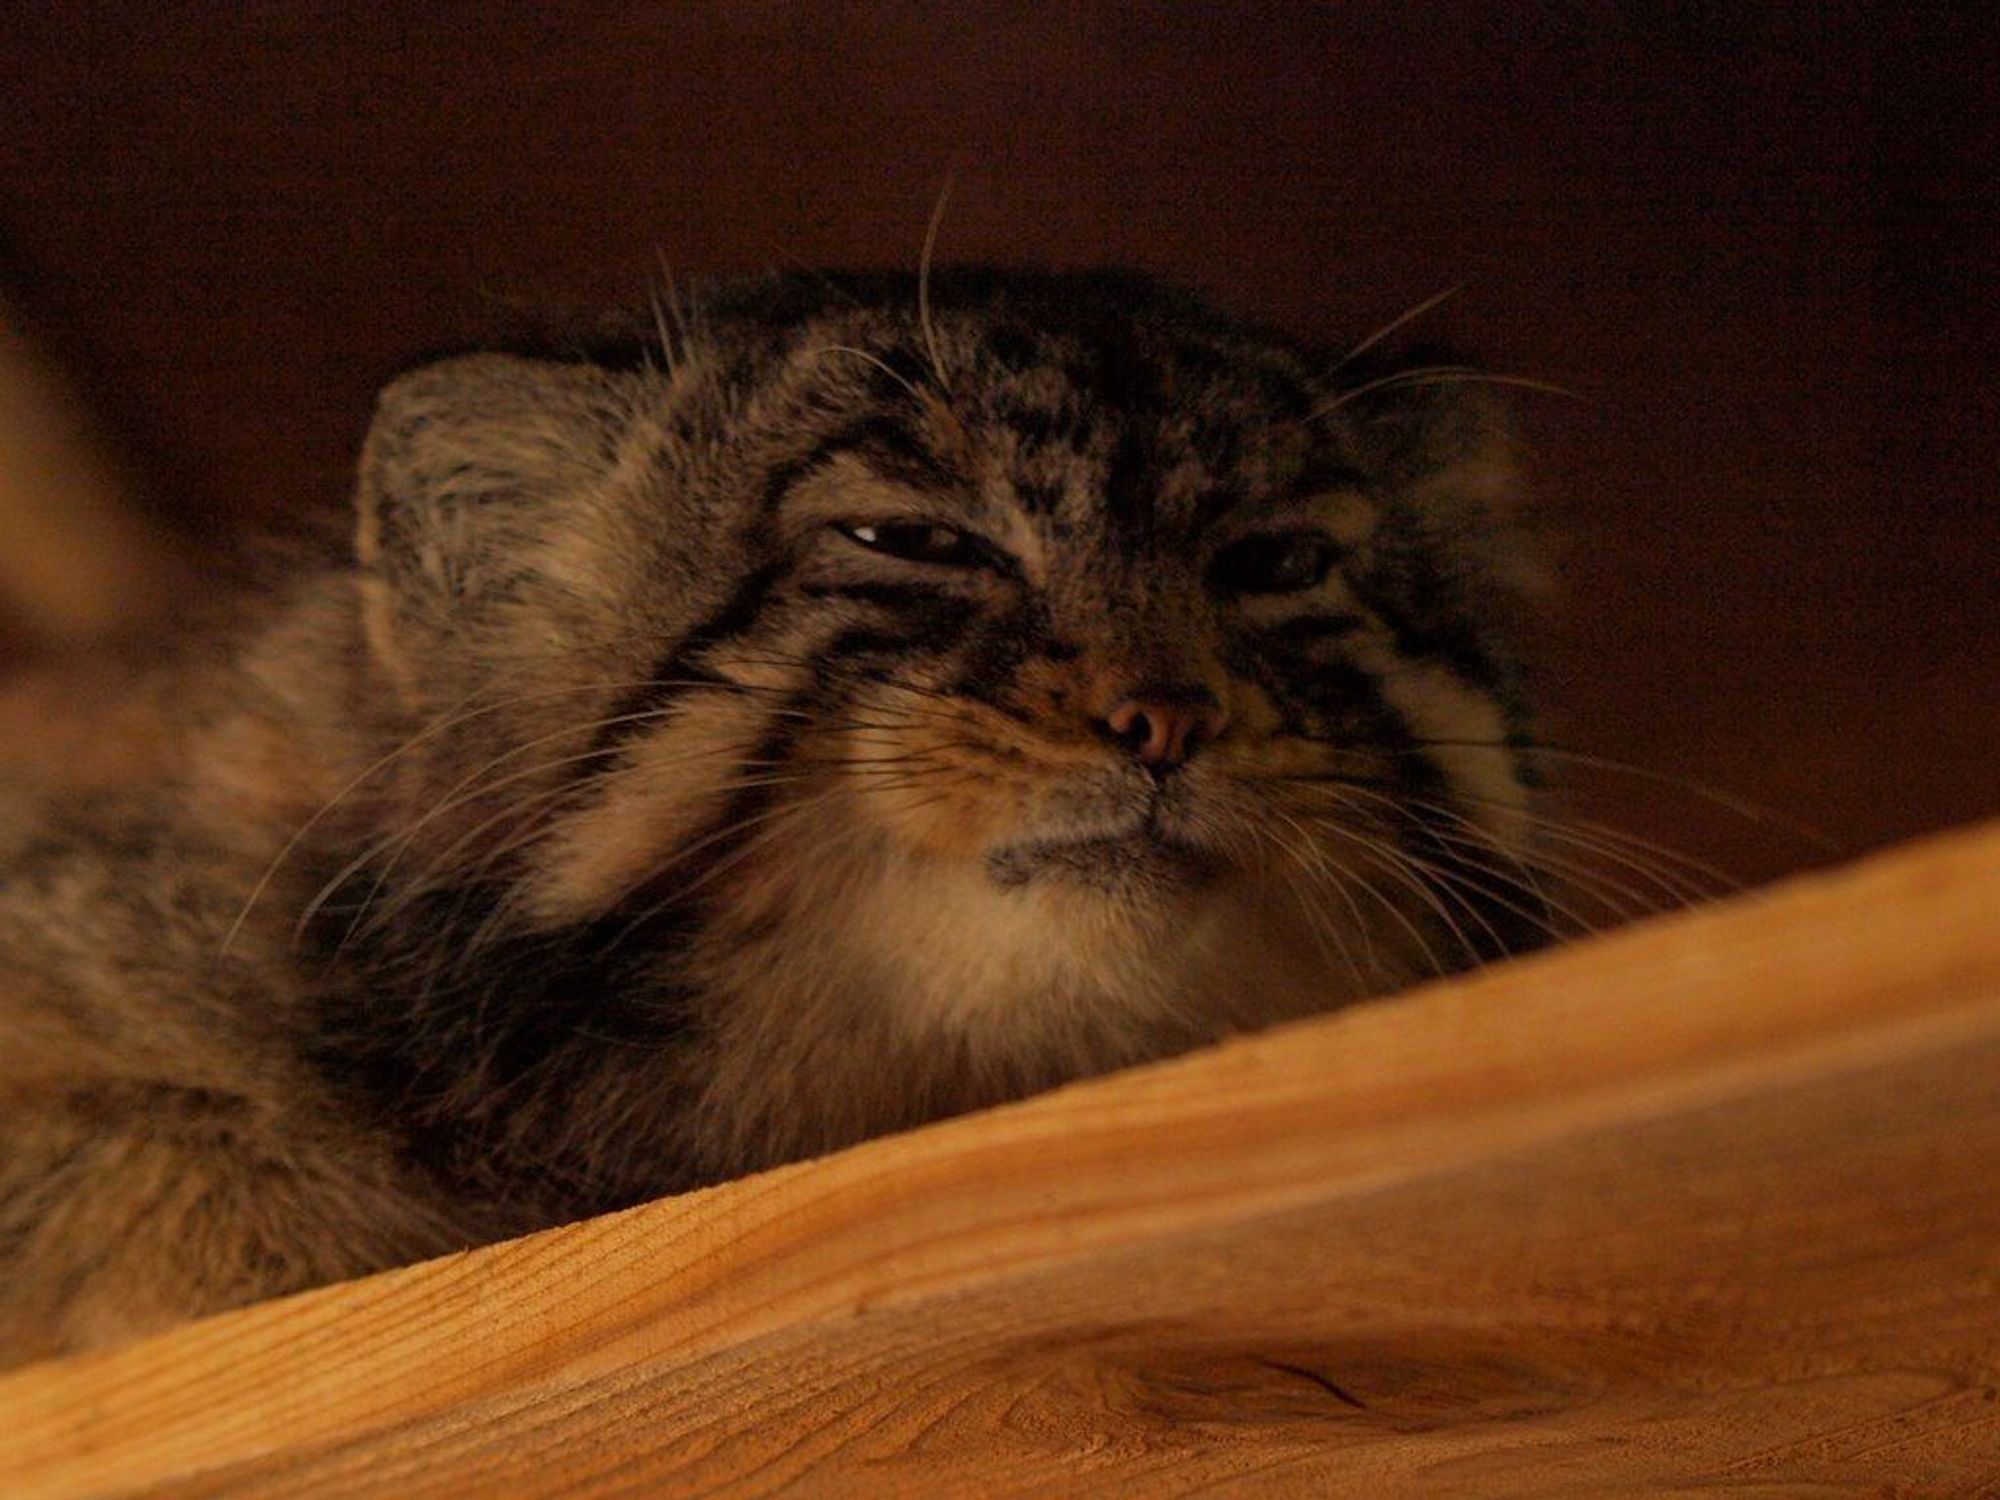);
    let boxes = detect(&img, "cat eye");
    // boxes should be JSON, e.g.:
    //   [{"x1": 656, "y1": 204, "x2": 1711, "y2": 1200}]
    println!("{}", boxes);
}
[
  {"x1": 1207, "y1": 530, "x2": 1338, "y2": 596},
  {"x1": 837, "y1": 520, "x2": 986, "y2": 568}
]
